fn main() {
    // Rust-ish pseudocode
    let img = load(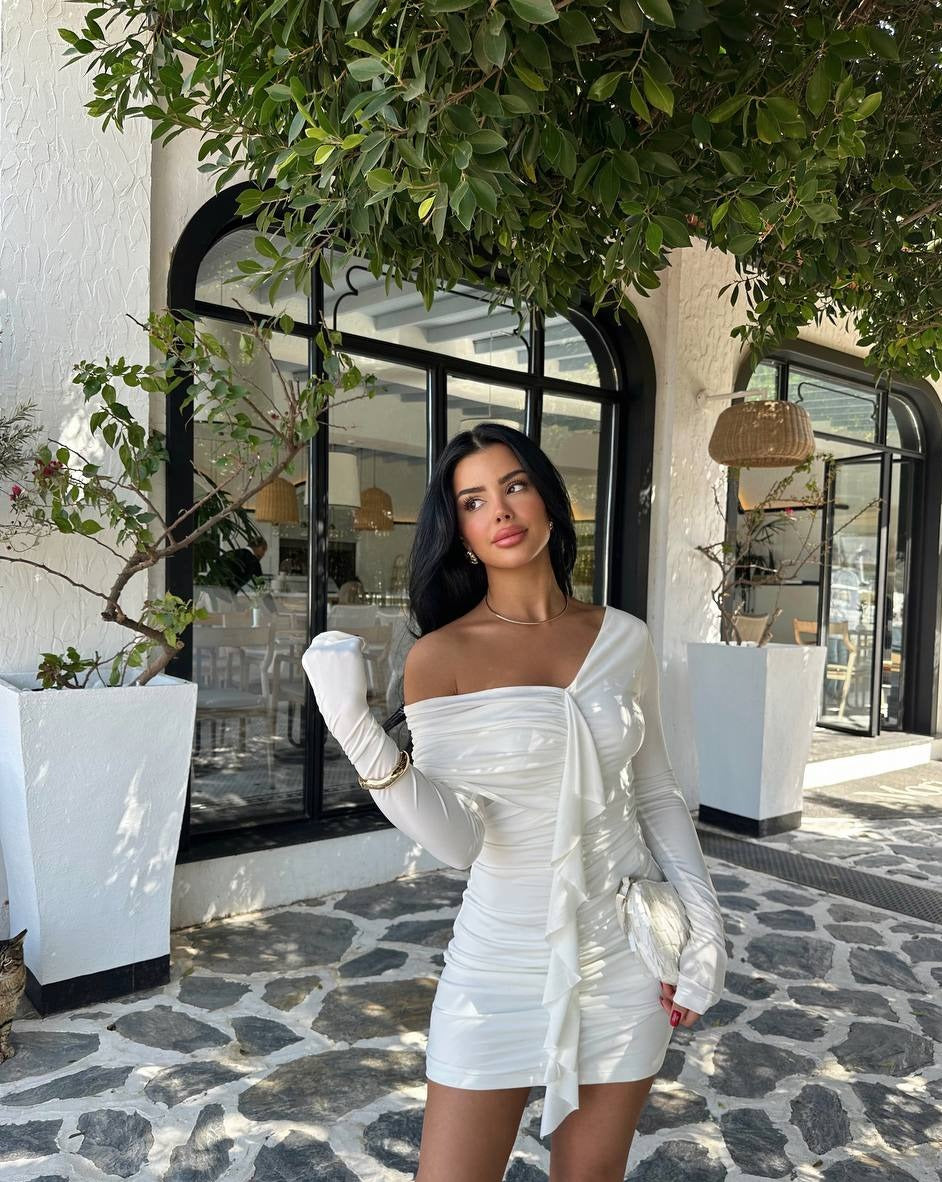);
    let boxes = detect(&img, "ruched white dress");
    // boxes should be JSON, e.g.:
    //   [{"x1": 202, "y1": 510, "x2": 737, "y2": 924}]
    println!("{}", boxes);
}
[{"x1": 380, "y1": 605, "x2": 726, "y2": 1139}]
